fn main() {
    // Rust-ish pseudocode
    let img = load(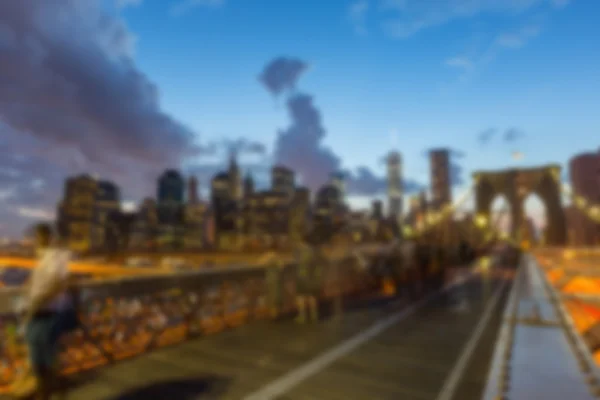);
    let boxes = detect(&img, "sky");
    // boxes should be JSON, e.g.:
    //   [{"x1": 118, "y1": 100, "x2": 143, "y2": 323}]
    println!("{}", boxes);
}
[{"x1": 0, "y1": 0, "x2": 599, "y2": 237}]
